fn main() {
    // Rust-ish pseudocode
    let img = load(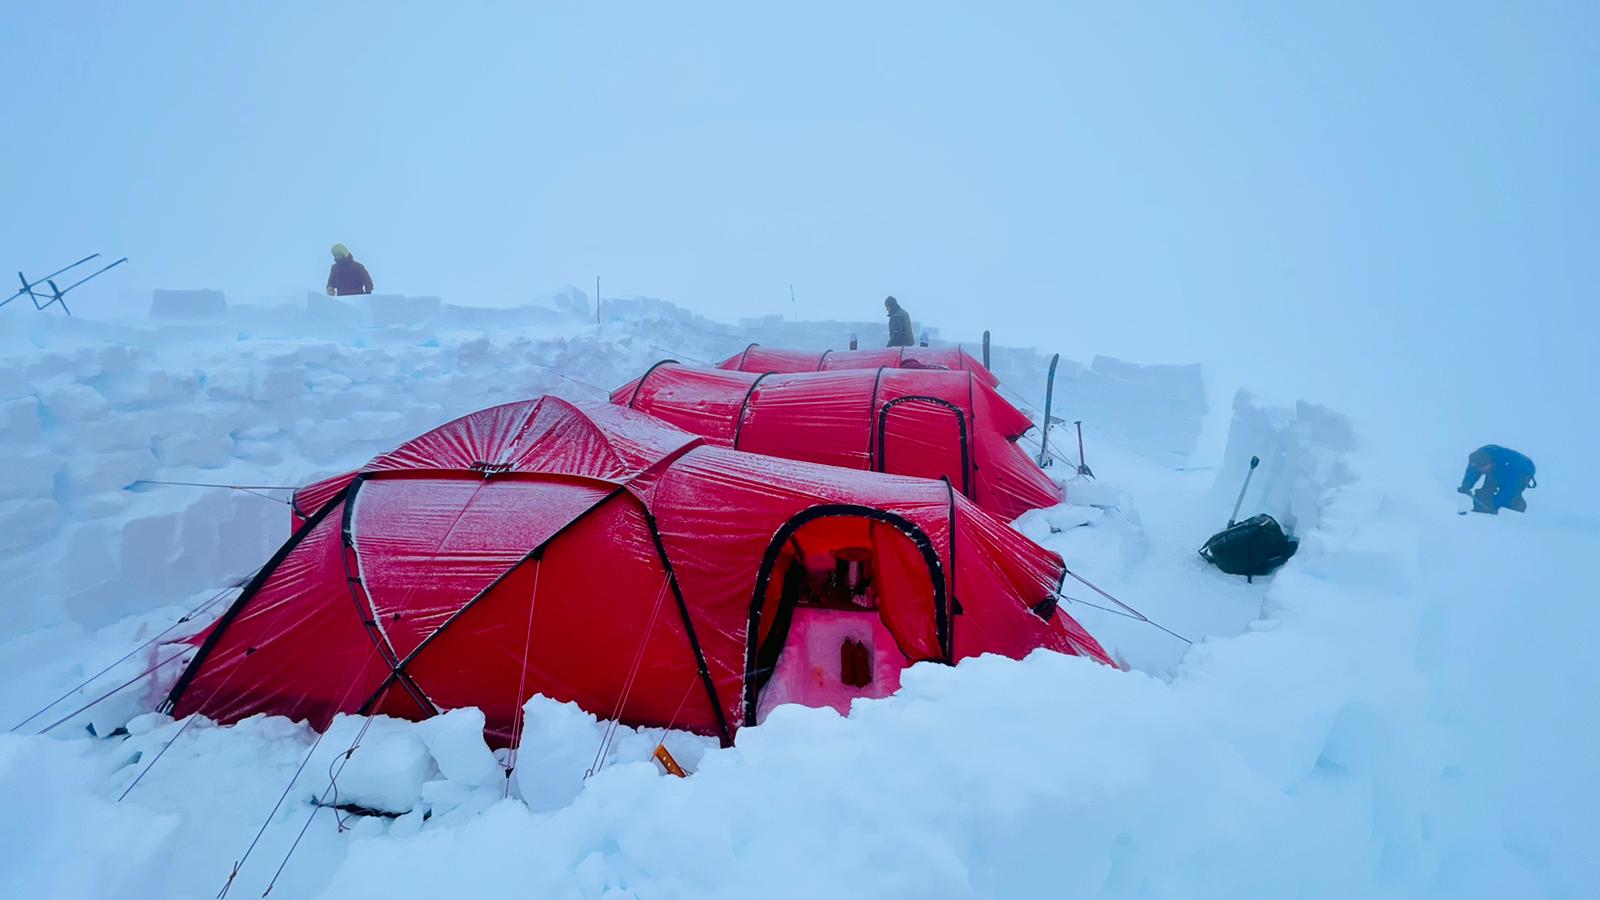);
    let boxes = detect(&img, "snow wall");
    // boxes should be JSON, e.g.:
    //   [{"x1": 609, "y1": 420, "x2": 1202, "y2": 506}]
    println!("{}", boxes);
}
[
  {"x1": 1212, "y1": 390, "x2": 1358, "y2": 536},
  {"x1": 0, "y1": 288, "x2": 1204, "y2": 636}
]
